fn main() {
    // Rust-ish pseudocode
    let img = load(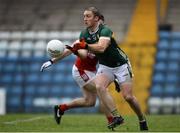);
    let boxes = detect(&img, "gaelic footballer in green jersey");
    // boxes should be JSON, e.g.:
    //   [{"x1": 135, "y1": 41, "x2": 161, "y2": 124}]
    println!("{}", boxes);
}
[
  {"x1": 72, "y1": 6, "x2": 148, "y2": 130},
  {"x1": 80, "y1": 24, "x2": 128, "y2": 68}
]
